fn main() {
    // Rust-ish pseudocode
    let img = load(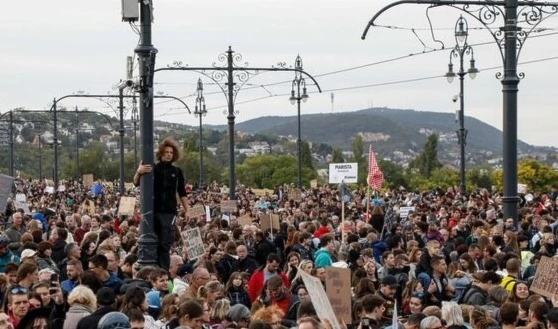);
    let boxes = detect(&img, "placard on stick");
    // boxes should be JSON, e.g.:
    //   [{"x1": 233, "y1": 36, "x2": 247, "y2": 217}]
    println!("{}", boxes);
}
[
  {"x1": 118, "y1": 197, "x2": 136, "y2": 216},
  {"x1": 187, "y1": 205, "x2": 206, "y2": 219},
  {"x1": 310, "y1": 179, "x2": 318, "y2": 189},
  {"x1": 83, "y1": 174, "x2": 94, "y2": 188},
  {"x1": 288, "y1": 189, "x2": 303, "y2": 202},
  {"x1": 326, "y1": 267, "x2": 352, "y2": 324},
  {"x1": 220, "y1": 200, "x2": 237, "y2": 213},
  {"x1": 181, "y1": 227, "x2": 205, "y2": 261},
  {"x1": 530, "y1": 256, "x2": 558, "y2": 299},
  {"x1": 300, "y1": 272, "x2": 342, "y2": 329},
  {"x1": 259, "y1": 213, "x2": 280, "y2": 231}
]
